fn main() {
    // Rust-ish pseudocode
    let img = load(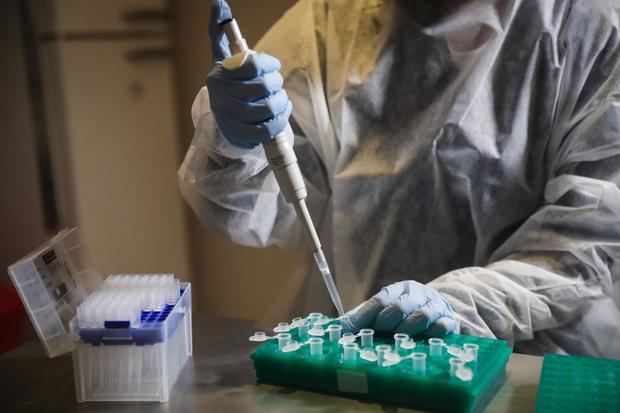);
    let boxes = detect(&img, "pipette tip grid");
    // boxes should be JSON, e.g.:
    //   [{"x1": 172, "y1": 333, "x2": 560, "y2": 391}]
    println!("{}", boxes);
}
[
  {"x1": 75, "y1": 274, "x2": 185, "y2": 345},
  {"x1": 72, "y1": 274, "x2": 192, "y2": 402}
]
